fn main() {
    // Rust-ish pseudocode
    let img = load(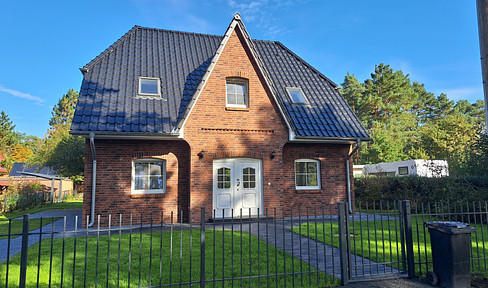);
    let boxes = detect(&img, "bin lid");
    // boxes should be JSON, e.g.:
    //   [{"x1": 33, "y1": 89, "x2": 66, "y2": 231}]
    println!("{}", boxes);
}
[{"x1": 424, "y1": 221, "x2": 476, "y2": 234}]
